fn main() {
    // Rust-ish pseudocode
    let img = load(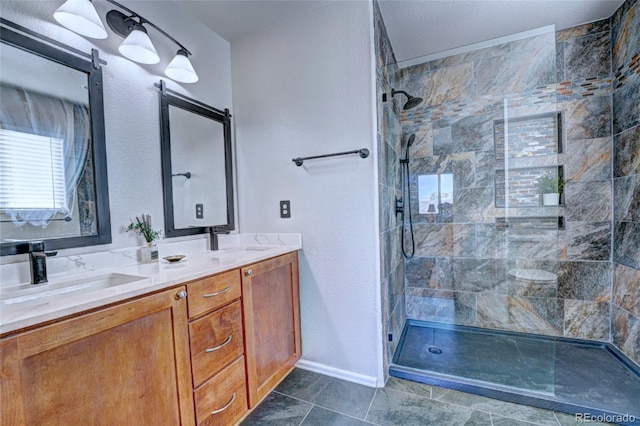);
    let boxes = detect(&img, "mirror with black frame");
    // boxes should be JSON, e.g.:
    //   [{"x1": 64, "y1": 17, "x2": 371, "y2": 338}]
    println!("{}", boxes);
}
[
  {"x1": 159, "y1": 89, "x2": 234, "y2": 242},
  {"x1": 0, "y1": 25, "x2": 111, "y2": 256}
]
